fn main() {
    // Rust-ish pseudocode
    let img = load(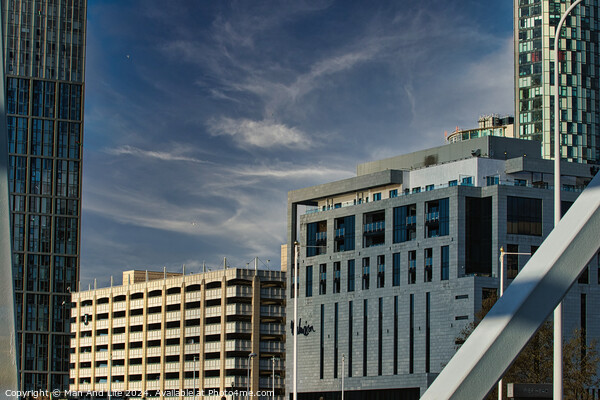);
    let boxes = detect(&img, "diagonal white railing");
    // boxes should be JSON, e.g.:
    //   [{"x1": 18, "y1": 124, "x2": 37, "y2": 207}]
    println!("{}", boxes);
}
[{"x1": 421, "y1": 172, "x2": 600, "y2": 400}]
